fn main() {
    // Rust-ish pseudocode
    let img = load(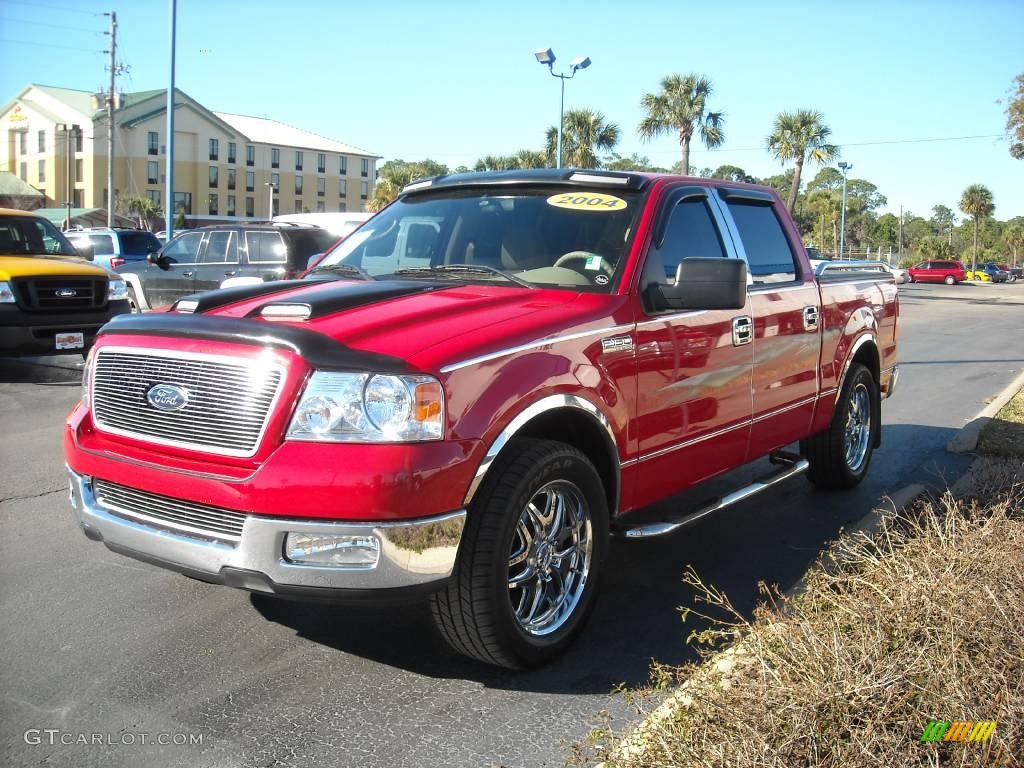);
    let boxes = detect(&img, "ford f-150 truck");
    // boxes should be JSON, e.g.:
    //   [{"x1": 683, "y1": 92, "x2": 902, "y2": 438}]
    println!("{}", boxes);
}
[{"x1": 64, "y1": 170, "x2": 898, "y2": 669}]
